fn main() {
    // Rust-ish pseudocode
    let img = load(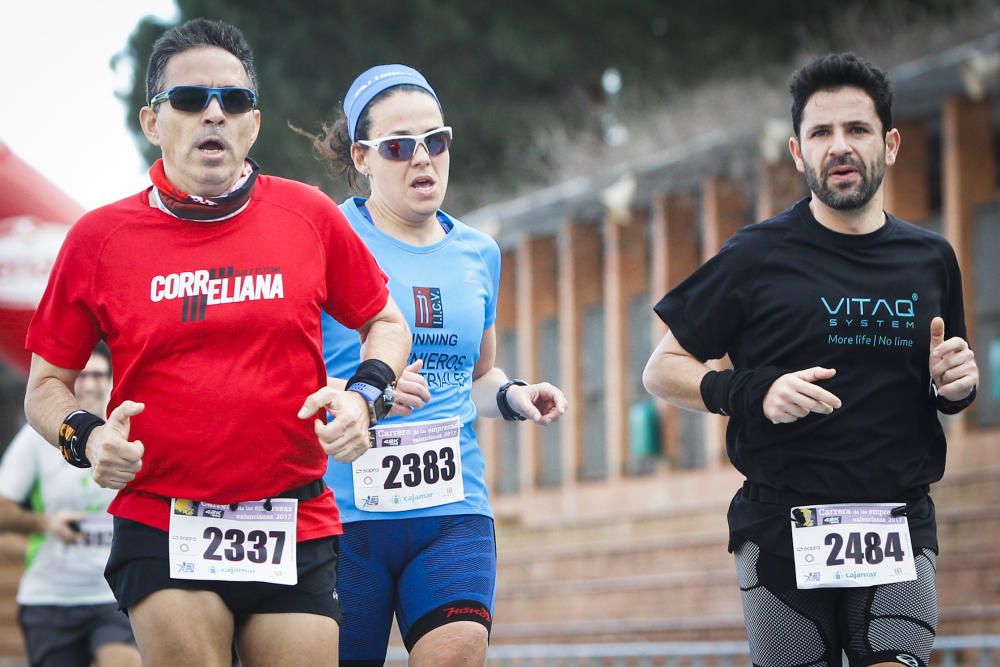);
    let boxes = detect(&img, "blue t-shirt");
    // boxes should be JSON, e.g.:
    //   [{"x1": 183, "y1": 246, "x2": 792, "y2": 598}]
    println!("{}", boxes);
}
[{"x1": 323, "y1": 197, "x2": 501, "y2": 523}]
